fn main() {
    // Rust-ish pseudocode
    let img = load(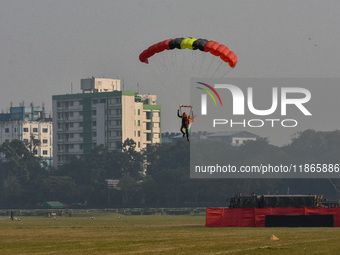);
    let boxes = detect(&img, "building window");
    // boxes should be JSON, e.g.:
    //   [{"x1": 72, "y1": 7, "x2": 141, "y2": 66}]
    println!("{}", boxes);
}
[
  {"x1": 138, "y1": 131, "x2": 140, "y2": 137},
  {"x1": 5, "y1": 128, "x2": 9, "y2": 133},
  {"x1": 146, "y1": 133, "x2": 152, "y2": 141},
  {"x1": 79, "y1": 122, "x2": 83, "y2": 127},
  {"x1": 42, "y1": 128, "x2": 48, "y2": 133},
  {"x1": 93, "y1": 132, "x2": 97, "y2": 137},
  {"x1": 43, "y1": 139, "x2": 48, "y2": 144},
  {"x1": 93, "y1": 121, "x2": 96, "y2": 127},
  {"x1": 146, "y1": 122, "x2": 152, "y2": 130},
  {"x1": 93, "y1": 110, "x2": 96, "y2": 115},
  {"x1": 138, "y1": 109, "x2": 140, "y2": 115},
  {"x1": 23, "y1": 128, "x2": 28, "y2": 132},
  {"x1": 100, "y1": 99, "x2": 106, "y2": 103},
  {"x1": 116, "y1": 131, "x2": 122, "y2": 136},
  {"x1": 116, "y1": 120, "x2": 121, "y2": 126},
  {"x1": 43, "y1": 150, "x2": 48, "y2": 155},
  {"x1": 33, "y1": 128, "x2": 38, "y2": 132},
  {"x1": 138, "y1": 120, "x2": 140, "y2": 126},
  {"x1": 146, "y1": 112, "x2": 152, "y2": 119}
]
